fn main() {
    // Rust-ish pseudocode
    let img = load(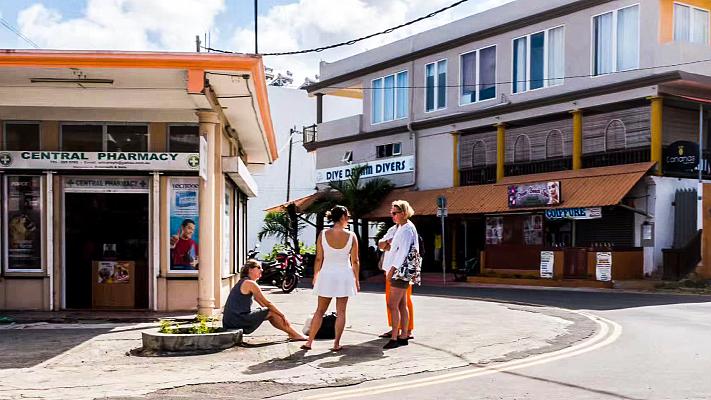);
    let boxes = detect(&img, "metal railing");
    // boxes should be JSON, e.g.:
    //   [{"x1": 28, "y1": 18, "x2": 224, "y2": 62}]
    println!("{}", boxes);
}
[
  {"x1": 582, "y1": 147, "x2": 650, "y2": 168},
  {"x1": 504, "y1": 157, "x2": 572, "y2": 177},
  {"x1": 460, "y1": 165, "x2": 496, "y2": 186},
  {"x1": 302, "y1": 124, "x2": 317, "y2": 145}
]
